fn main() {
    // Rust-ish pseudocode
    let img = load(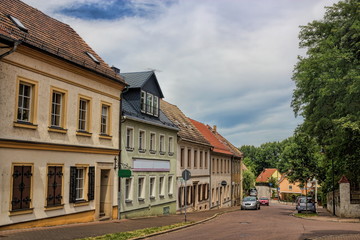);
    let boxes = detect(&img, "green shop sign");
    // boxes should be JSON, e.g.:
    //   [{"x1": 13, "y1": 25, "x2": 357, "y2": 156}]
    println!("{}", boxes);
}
[{"x1": 118, "y1": 169, "x2": 132, "y2": 178}]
